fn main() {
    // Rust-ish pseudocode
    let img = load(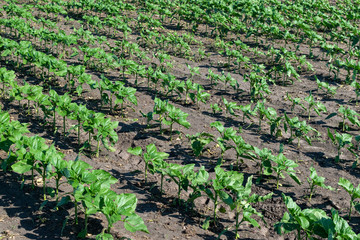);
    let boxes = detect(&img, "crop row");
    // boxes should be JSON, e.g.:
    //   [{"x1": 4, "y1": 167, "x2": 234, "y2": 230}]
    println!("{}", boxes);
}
[
  {"x1": 127, "y1": 140, "x2": 360, "y2": 239},
  {"x1": 0, "y1": 68, "x2": 148, "y2": 239},
  {"x1": 4, "y1": 0, "x2": 360, "y2": 105}
]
